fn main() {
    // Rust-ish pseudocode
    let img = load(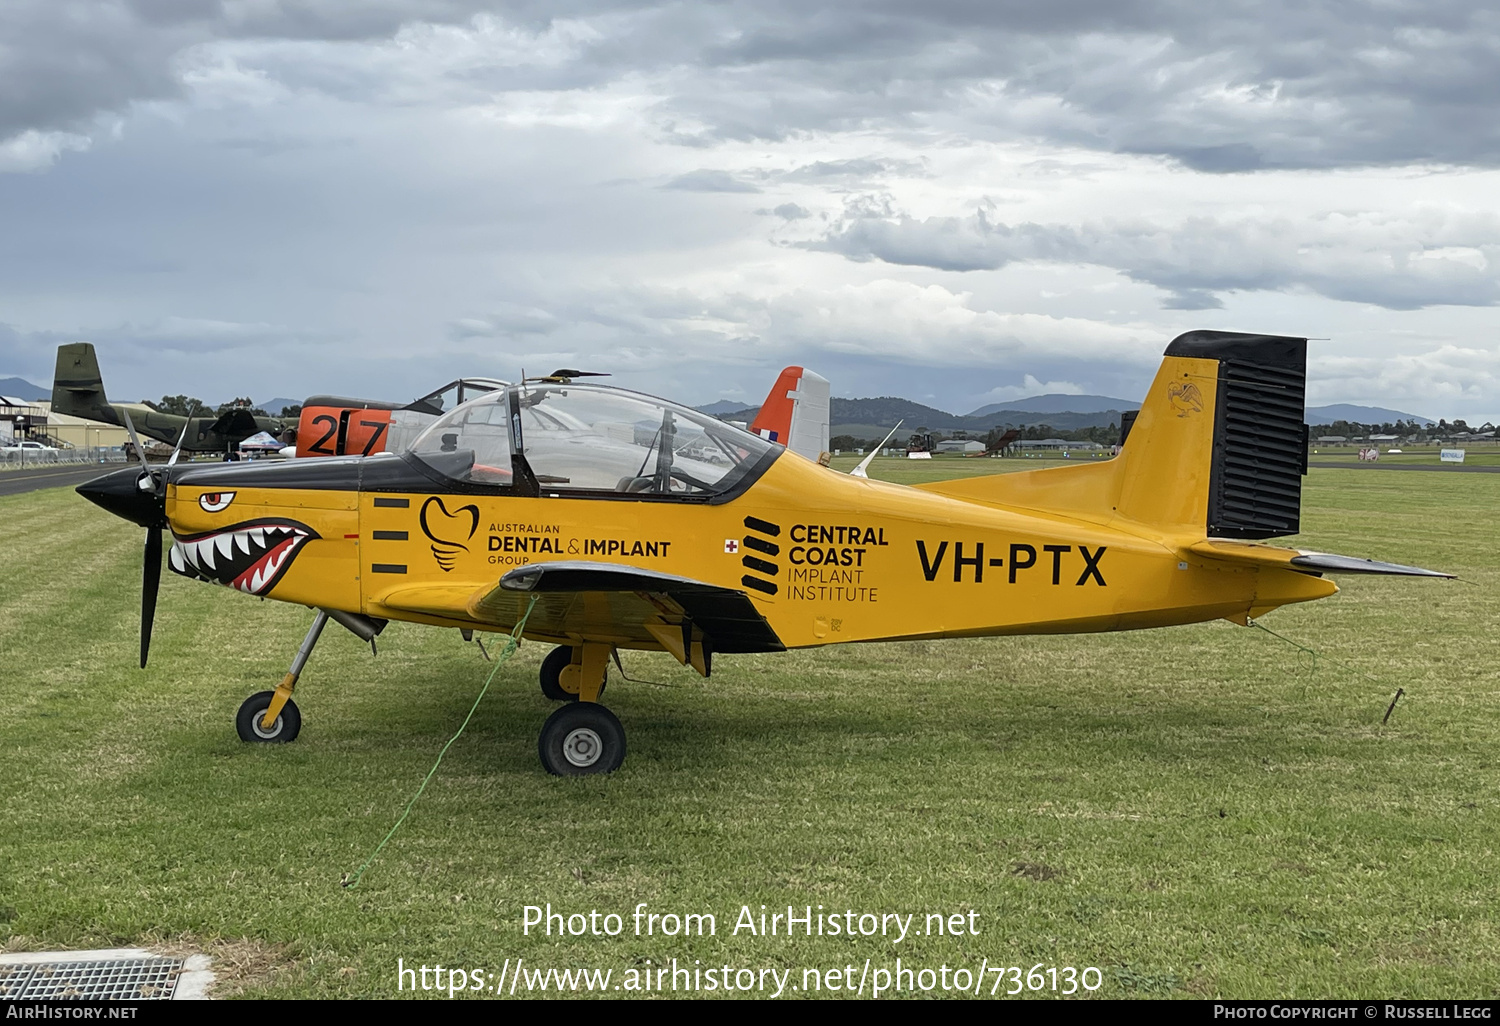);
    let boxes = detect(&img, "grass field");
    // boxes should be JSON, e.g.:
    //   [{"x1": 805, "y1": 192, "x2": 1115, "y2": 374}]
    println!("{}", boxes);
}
[{"x1": 1, "y1": 460, "x2": 1497, "y2": 999}]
